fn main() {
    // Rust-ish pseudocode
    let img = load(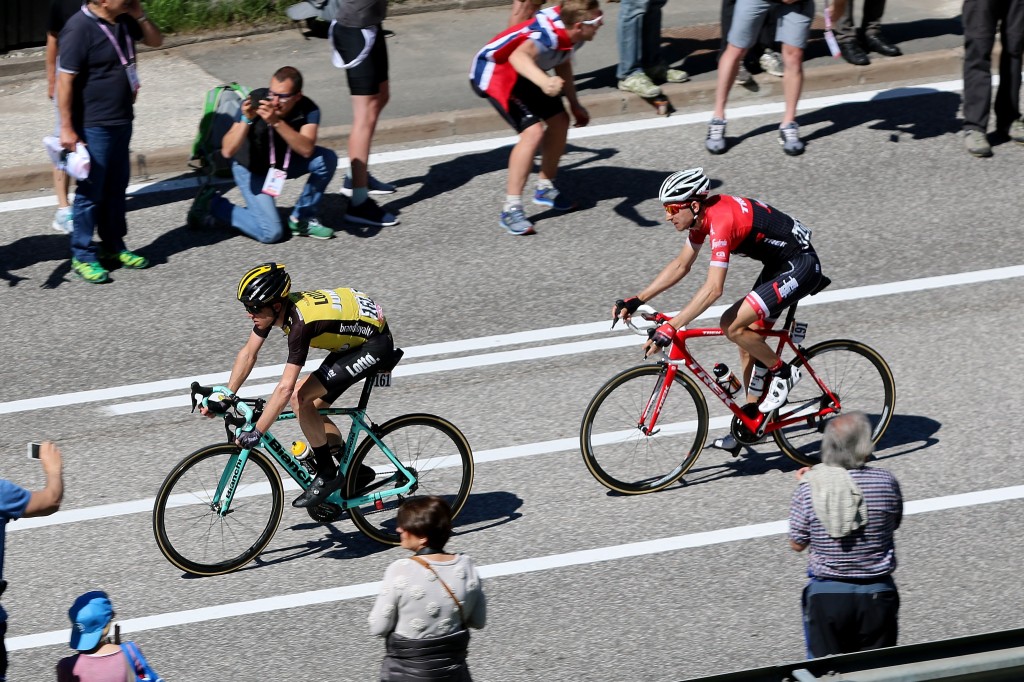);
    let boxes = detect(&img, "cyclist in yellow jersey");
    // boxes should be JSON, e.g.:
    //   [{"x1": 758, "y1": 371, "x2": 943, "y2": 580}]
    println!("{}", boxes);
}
[{"x1": 208, "y1": 263, "x2": 397, "y2": 508}]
